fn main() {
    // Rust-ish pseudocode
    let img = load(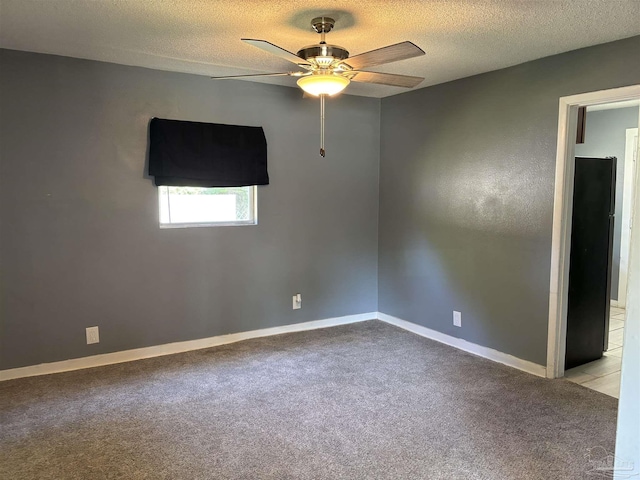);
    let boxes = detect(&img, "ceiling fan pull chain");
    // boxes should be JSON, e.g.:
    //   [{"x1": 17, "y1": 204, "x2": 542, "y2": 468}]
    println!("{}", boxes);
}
[{"x1": 320, "y1": 94, "x2": 326, "y2": 157}]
